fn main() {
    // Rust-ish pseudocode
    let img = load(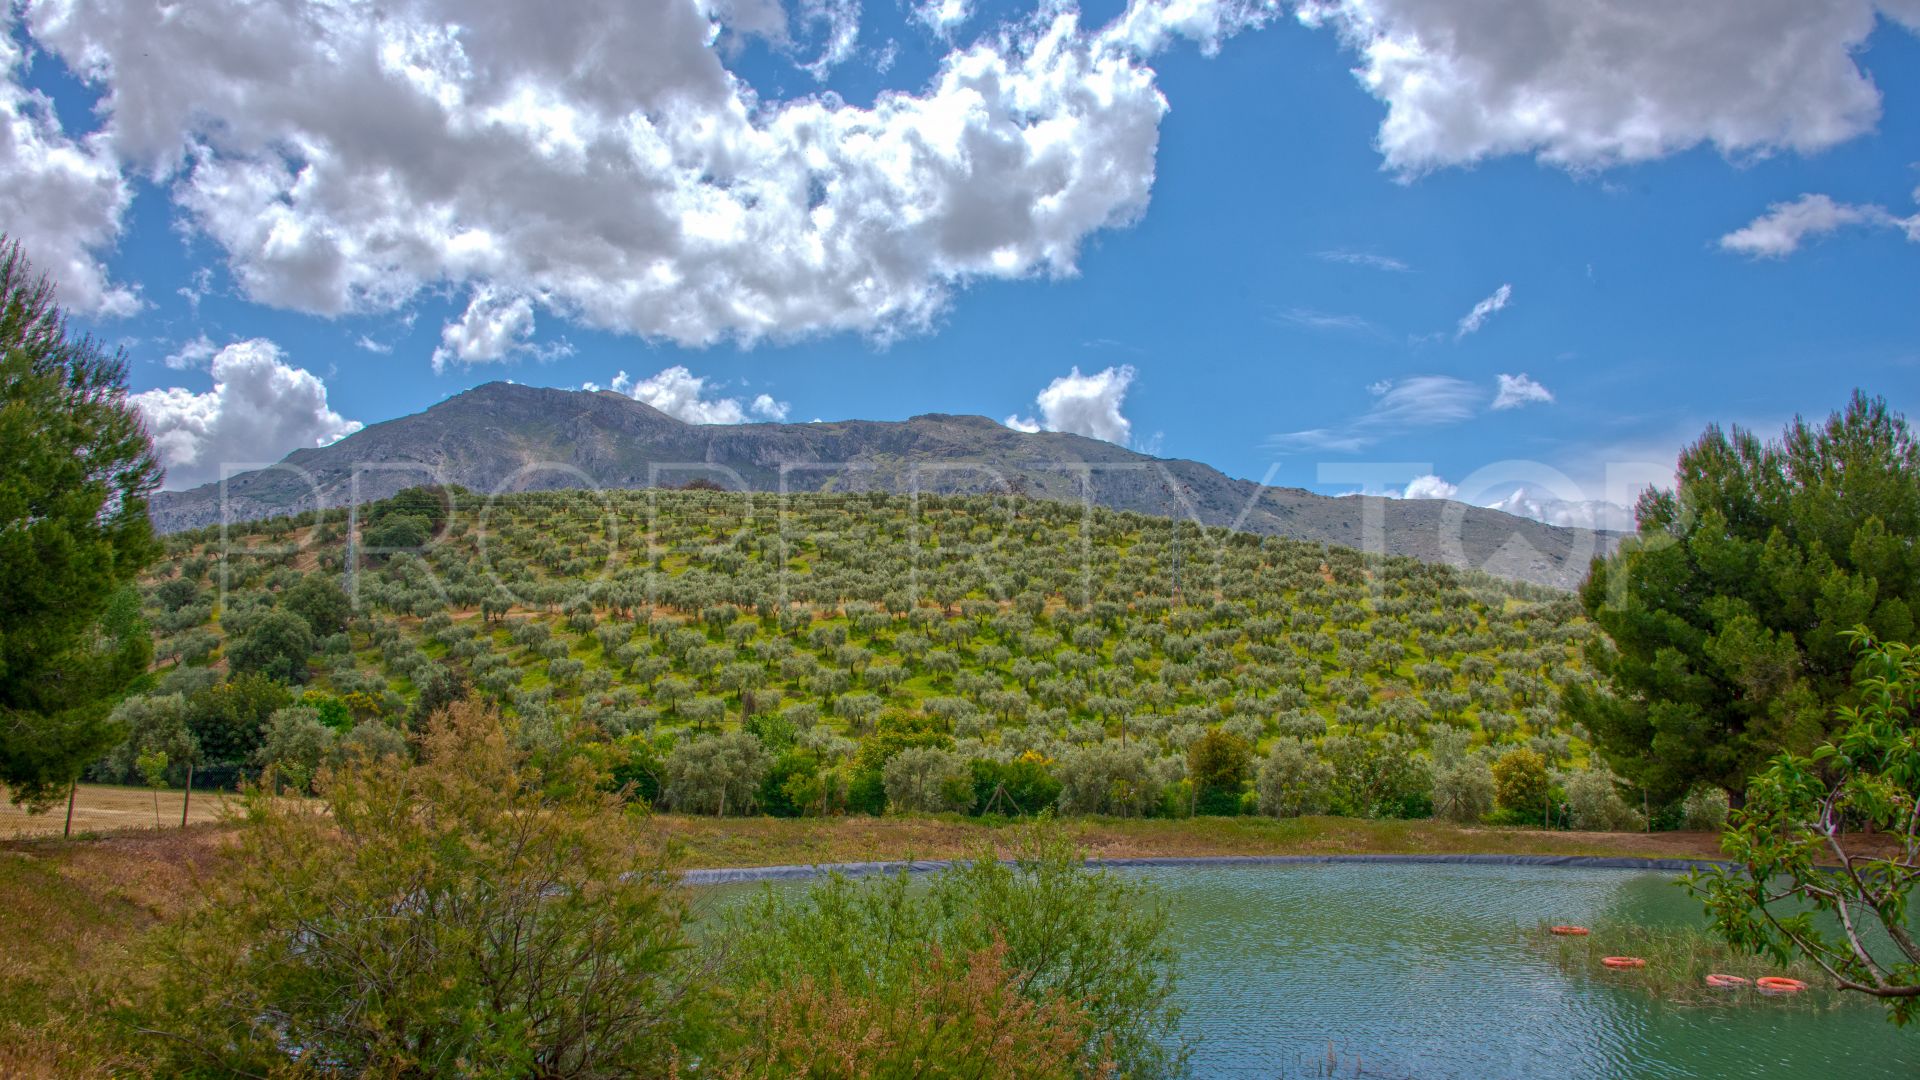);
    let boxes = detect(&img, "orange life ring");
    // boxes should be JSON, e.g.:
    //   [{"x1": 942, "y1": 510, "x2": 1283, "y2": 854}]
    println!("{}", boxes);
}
[
  {"x1": 1601, "y1": 956, "x2": 1647, "y2": 969},
  {"x1": 1704, "y1": 974, "x2": 1750, "y2": 990},
  {"x1": 1755, "y1": 976, "x2": 1807, "y2": 994},
  {"x1": 1549, "y1": 925, "x2": 1590, "y2": 936}
]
